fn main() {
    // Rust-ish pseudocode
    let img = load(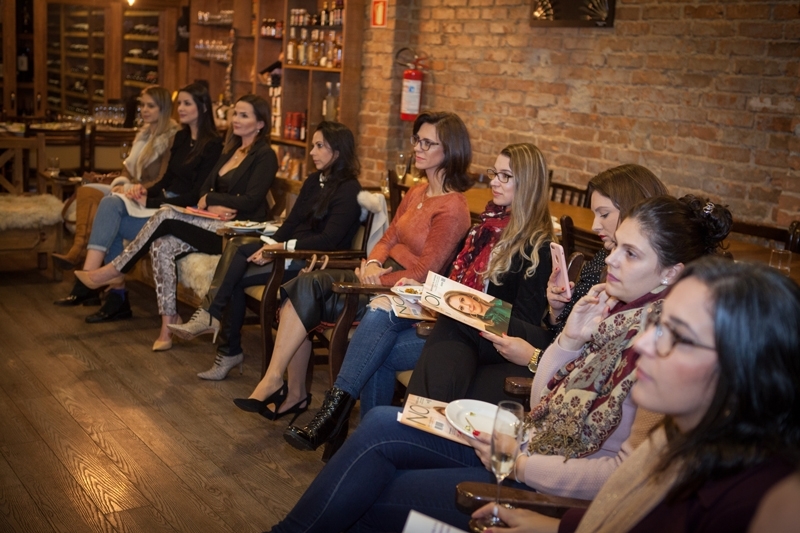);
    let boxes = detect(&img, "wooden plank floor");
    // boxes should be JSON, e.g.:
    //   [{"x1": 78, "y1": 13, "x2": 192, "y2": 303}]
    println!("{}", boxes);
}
[{"x1": 0, "y1": 257, "x2": 341, "y2": 533}]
